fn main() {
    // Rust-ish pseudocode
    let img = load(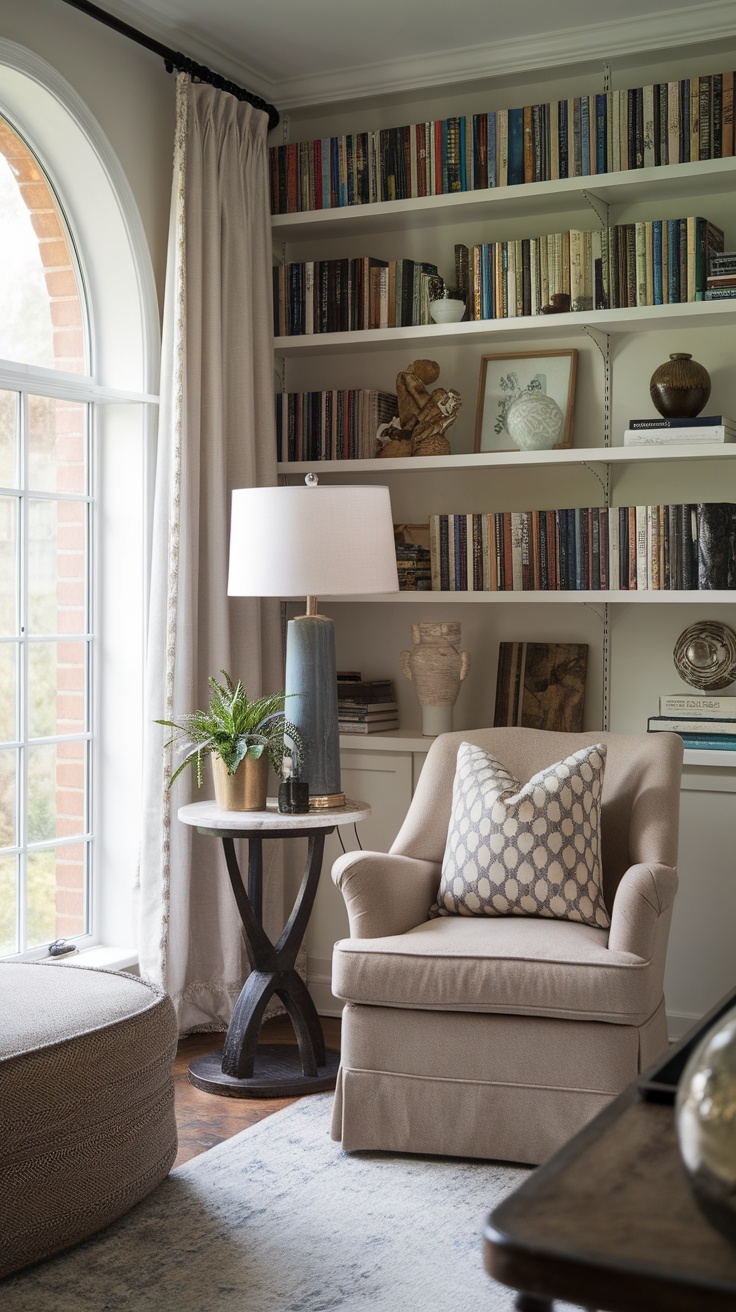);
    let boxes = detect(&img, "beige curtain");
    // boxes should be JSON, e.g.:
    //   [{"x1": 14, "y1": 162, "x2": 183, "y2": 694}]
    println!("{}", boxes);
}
[{"x1": 138, "y1": 75, "x2": 283, "y2": 1032}]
